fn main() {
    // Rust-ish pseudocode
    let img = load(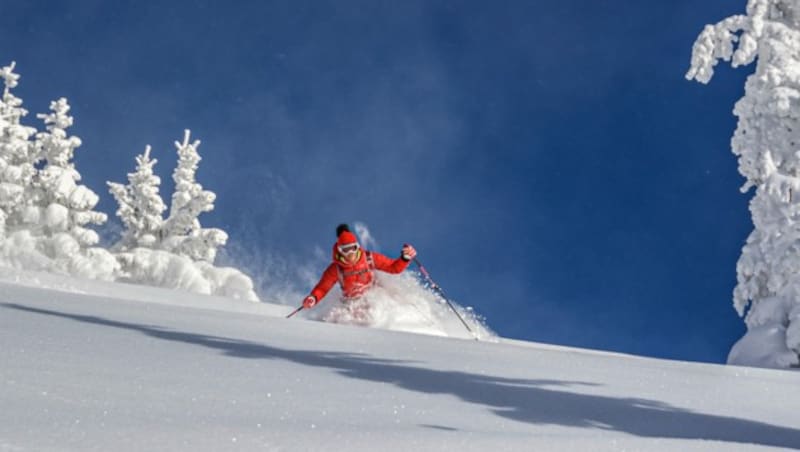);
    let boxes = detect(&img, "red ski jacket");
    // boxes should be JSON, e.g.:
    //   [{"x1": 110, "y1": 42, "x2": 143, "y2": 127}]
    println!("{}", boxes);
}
[{"x1": 310, "y1": 247, "x2": 410, "y2": 301}]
